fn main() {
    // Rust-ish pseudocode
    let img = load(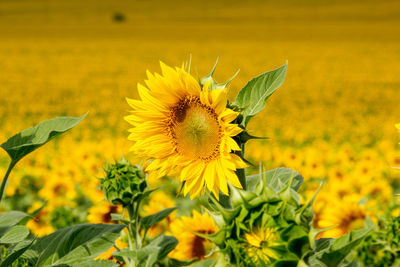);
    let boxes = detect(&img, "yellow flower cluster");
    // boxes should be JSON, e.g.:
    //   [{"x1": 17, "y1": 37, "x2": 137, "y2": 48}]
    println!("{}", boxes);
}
[{"x1": 1, "y1": 0, "x2": 400, "y2": 241}]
